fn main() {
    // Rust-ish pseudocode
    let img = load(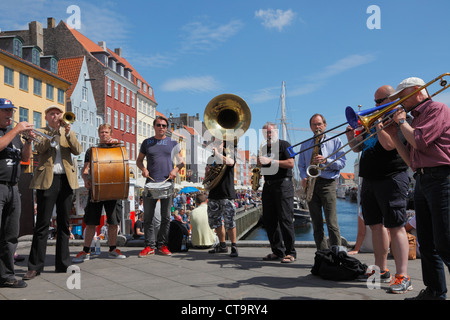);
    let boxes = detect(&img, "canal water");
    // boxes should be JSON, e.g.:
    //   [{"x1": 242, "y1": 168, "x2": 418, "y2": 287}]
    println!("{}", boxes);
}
[{"x1": 244, "y1": 198, "x2": 359, "y2": 242}]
